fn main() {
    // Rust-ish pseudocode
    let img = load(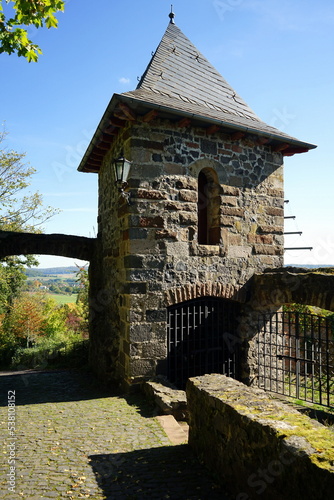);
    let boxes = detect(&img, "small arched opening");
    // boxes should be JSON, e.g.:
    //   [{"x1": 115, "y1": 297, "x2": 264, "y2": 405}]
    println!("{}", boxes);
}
[{"x1": 197, "y1": 168, "x2": 220, "y2": 245}]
